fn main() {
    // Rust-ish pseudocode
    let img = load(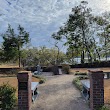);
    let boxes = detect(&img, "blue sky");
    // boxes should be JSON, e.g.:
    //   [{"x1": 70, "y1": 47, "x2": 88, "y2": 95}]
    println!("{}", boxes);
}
[{"x1": 0, "y1": 0, "x2": 110, "y2": 51}]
